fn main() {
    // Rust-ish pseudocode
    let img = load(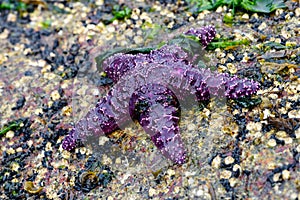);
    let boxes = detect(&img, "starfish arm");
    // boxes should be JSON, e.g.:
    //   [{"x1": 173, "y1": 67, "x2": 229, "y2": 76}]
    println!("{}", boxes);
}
[
  {"x1": 101, "y1": 25, "x2": 217, "y2": 83},
  {"x1": 102, "y1": 53, "x2": 138, "y2": 83},
  {"x1": 62, "y1": 91, "x2": 130, "y2": 151},
  {"x1": 102, "y1": 45, "x2": 189, "y2": 83},
  {"x1": 129, "y1": 83, "x2": 186, "y2": 164},
  {"x1": 184, "y1": 25, "x2": 217, "y2": 48},
  {"x1": 103, "y1": 44, "x2": 260, "y2": 101},
  {"x1": 62, "y1": 128, "x2": 76, "y2": 151},
  {"x1": 196, "y1": 68, "x2": 260, "y2": 99},
  {"x1": 224, "y1": 75, "x2": 260, "y2": 99}
]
